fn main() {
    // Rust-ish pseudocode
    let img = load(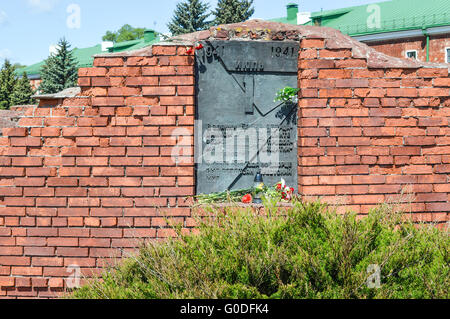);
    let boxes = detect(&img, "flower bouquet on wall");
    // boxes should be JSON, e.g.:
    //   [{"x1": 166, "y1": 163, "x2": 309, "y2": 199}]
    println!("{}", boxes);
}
[{"x1": 194, "y1": 179, "x2": 297, "y2": 205}]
